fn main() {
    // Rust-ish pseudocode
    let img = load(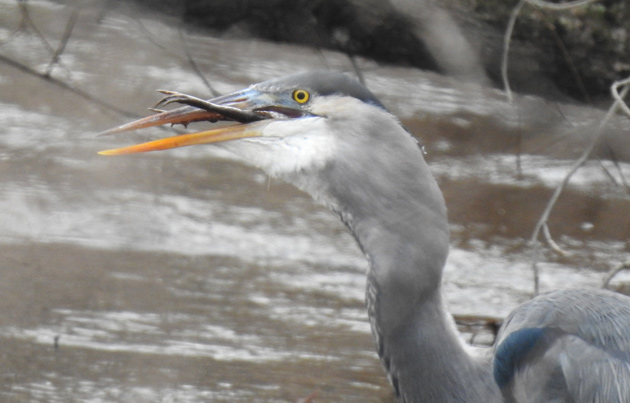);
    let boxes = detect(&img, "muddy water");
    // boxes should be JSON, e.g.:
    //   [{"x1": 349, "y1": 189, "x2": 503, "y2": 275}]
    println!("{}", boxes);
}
[{"x1": 0, "y1": 1, "x2": 629, "y2": 402}]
